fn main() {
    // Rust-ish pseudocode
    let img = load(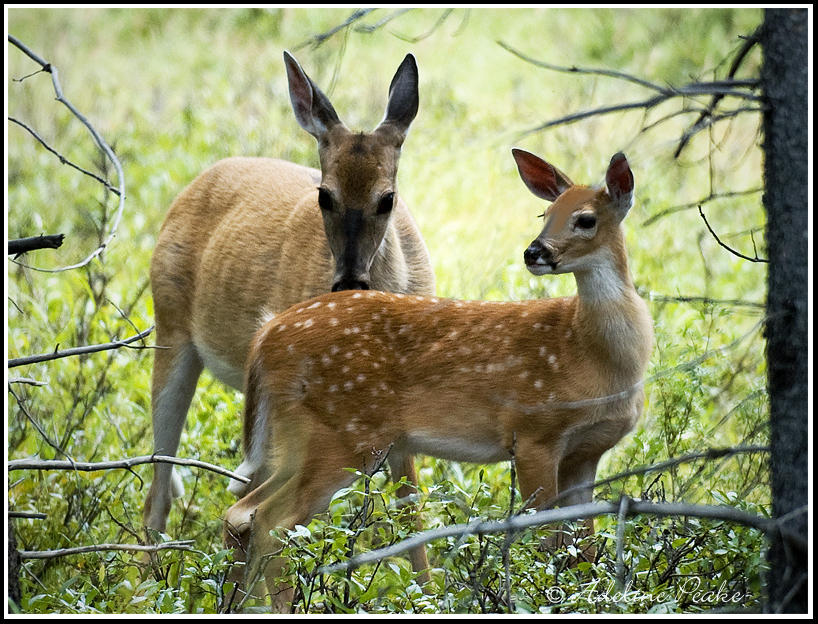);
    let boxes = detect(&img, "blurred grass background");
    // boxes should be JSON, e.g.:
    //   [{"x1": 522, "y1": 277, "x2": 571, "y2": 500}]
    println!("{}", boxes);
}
[{"x1": 7, "y1": 7, "x2": 768, "y2": 613}]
